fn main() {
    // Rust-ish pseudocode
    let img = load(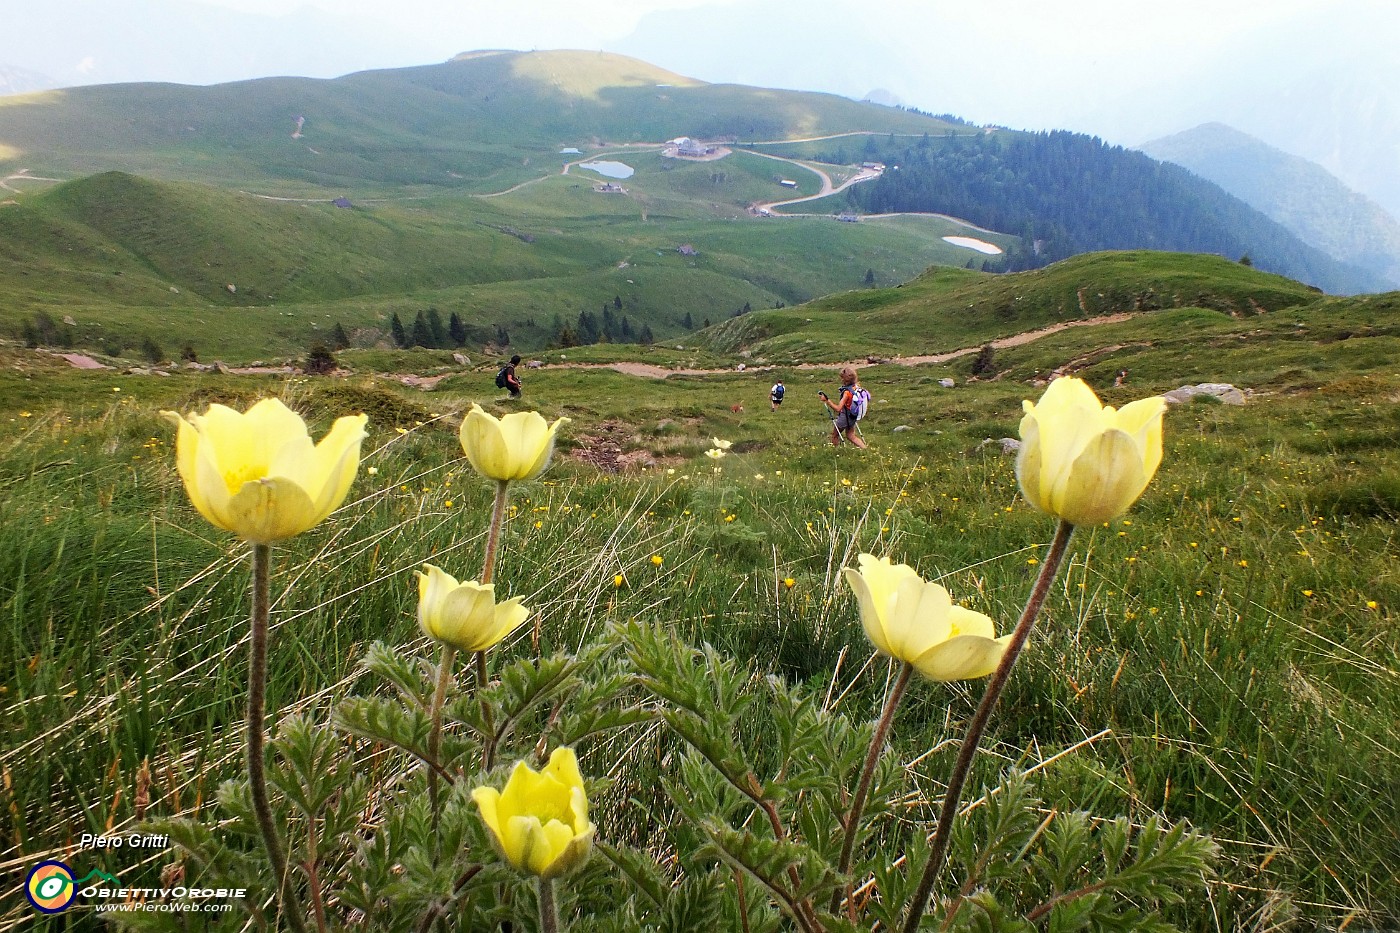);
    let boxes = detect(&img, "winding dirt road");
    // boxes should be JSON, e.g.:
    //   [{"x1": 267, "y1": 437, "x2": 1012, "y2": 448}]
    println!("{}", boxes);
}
[{"x1": 537, "y1": 312, "x2": 1140, "y2": 380}]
